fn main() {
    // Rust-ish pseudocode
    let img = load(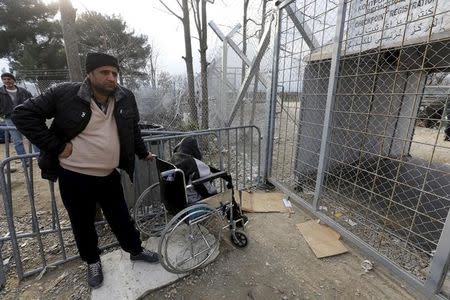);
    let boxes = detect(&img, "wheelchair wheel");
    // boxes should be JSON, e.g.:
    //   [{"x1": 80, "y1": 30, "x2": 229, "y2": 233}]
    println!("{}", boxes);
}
[
  {"x1": 231, "y1": 230, "x2": 248, "y2": 248},
  {"x1": 134, "y1": 182, "x2": 167, "y2": 237},
  {"x1": 158, "y1": 204, "x2": 223, "y2": 274}
]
